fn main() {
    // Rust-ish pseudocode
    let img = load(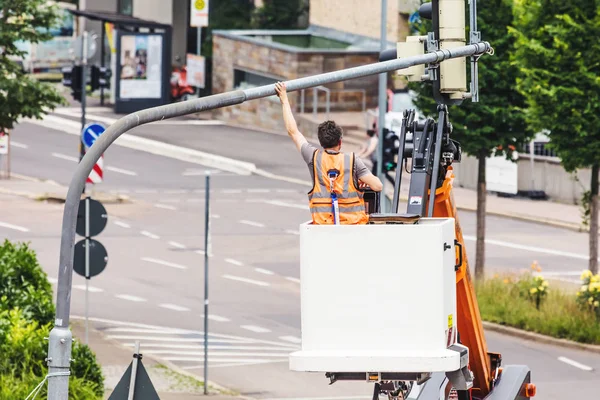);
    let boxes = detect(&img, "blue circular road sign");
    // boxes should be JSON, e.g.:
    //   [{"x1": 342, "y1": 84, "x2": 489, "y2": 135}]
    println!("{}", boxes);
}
[{"x1": 82, "y1": 122, "x2": 106, "y2": 149}]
